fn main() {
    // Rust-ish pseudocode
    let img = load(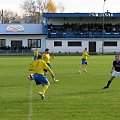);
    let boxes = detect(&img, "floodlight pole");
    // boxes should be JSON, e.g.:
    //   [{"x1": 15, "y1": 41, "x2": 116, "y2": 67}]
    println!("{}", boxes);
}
[
  {"x1": 1, "y1": 9, "x2": 3, "y2": 24},
  {"x1": 102, "y1": 0, "x2": 106, "y2": 54}
]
